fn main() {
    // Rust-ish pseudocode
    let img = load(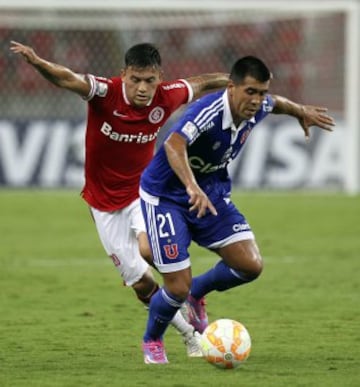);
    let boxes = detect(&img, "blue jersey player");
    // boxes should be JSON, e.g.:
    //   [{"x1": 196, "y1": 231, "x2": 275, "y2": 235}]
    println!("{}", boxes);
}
[{"x1": 139, "y1": 56, "x2": 335, "y2": 364}]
